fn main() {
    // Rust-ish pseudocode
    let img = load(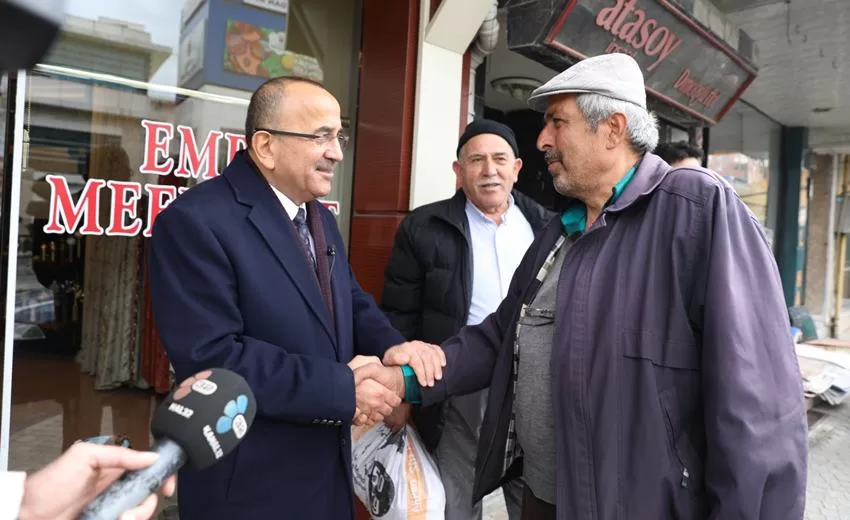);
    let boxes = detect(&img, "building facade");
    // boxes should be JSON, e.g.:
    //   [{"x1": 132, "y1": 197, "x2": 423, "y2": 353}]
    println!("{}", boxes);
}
[{"x1": 0, "y1": 0, "x2": 846, "y2": 517}]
